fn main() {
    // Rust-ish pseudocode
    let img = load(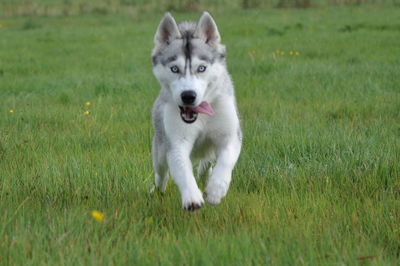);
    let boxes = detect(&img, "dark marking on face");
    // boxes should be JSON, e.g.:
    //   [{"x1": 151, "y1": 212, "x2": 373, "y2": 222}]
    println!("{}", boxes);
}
[
  {"x1": 153, "y1": 53, "x2": 178, "y2": 66},
  {"x1": 198, "y1": 50, "x2": 225, "y2": 64},
  {"x1": 152, "y1": 22, "x2": 225, "y2": 68},
  {"x1": 161, "y1": 55, "x2": 177, "y2": 66},
  {"x1": 198, "y1": 55, "x2": 210, "y2": 63},
  {"x1": 152, "y1": 52, "x2": 161, "y2": 65},
  {"x1": 182, "y1": 31, "x2": 193, "y2": 73}
]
